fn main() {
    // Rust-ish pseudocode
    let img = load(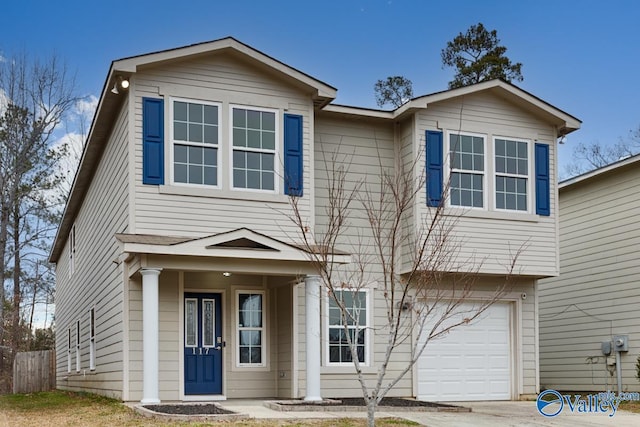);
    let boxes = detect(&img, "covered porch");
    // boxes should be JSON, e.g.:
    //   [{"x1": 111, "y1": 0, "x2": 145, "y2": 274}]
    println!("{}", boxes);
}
[{"x1": 115, "y1": 228, "x2": 349, "y2": 403}]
